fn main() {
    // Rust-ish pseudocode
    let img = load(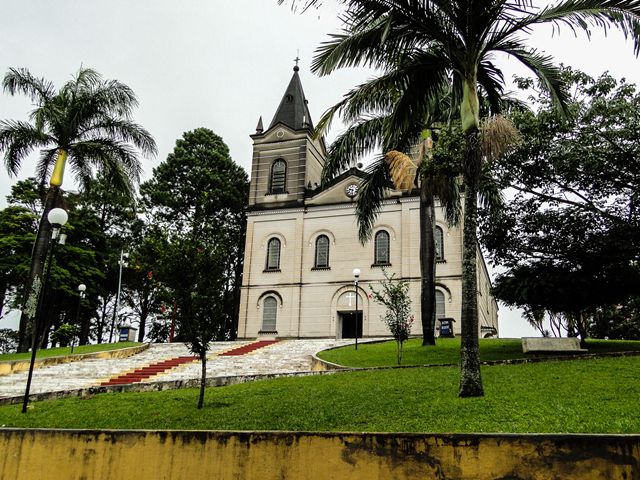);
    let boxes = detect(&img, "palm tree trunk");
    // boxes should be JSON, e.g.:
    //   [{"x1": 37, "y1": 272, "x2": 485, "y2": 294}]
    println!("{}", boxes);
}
[
  {"x1": 197, "y1": 353, "x2": 207, "y2": 409},
  {"x1": 420, "y1": 178, "x2": 437, "y2": 346},
  {"x1": 17, "y1": 187, "x2": 61, "y2": 352},
  {"x1": 459, "y1": 128, "x2": 484, "y2": 398}
]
